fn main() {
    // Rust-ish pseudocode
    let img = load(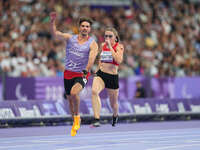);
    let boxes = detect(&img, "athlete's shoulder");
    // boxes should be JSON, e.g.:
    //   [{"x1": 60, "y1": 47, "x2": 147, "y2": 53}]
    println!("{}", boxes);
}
[
  {"x1": 66, "y1": 34, "x2": 76, "y2": 41},
  {"x1": 89, "y1": 36, "x2": 95, "y2": 40},
  {"x1": 63, "y1": 32, "x2": 73, "y2": 40},
  {"x1": 88, "y1": 36, "x2": 96, "y2": 45},
  {"x1": 117, "y1": 43, "x2": 124, "y2": 51},
  {"x1": 90, "y1": 39, "x2": 98, "y2": 49},
  {"x1": 71, "y1": 34, "x2": 78, "y2": 39}
]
